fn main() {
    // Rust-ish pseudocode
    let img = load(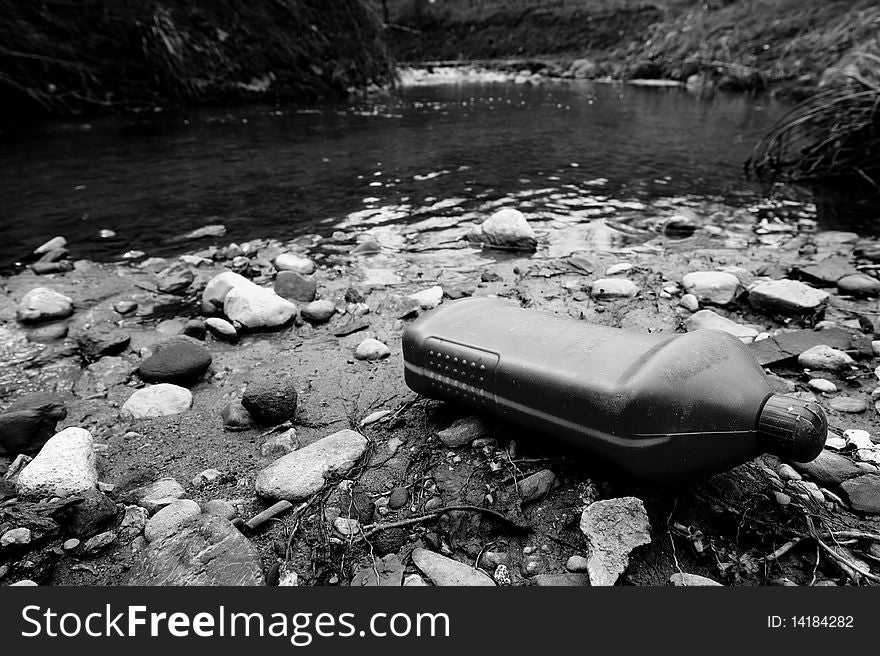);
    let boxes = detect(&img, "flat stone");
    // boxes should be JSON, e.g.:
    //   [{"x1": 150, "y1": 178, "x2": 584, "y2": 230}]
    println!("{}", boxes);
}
[
  {"x1": 579, "y1": 496, "x2": 651, "y2": 586},
  {"x1": 565, "y1": 555, "x2": 590, "y2": 572},
  {"x1": 670, "y1": 572, "x2": 722, "y2": 586},
  {"x1": 256, "y1": 429, "x2": 368, "y2": 501},
  {"x1": 241, "y1": 374, "x2": 298, "y2": 424},
  {"x1": 411, "y1": 548, "x2": 496, "y2": 586},
  {"x1": 17, "y1": 287, "x2": 74, "y2": 323},
  {"x1": 827, "y1": 397, "x2": 866, "y2": 413},
  {"x1": 471, "y1": 208, "x2": 537, "y2": 251},
  {"x1": 145, "y1": 499, "x2": 202, "y2": 542},
  {"x1": 205, "y1": 317, "x2": 237, "y2": 341},
  {"x1": 274, "y1": 270, "x2": 317, "y2": 303},
  {"x1": 533, "y1": 573, "x2": 590, "y2": 586},
  {"x1": 202, "y1": 499, "x2": 237, "y2": 521},
  {"x1": 354, "y1": 338, "x2": 390, "y2": 360},
  {"x1": 76, "y1": 326, "x2": 130, "y2": 362},
  {"x1": 795, "y1": 257, "x2": 859, "y2": 286},
  {"x1": 351, "y1": 554, "x2": 405, "y2": 587},
  {"x1": 26, "y1": 323, "x2": 69, "y2": 343},
  {"x1": 122, "y1": 384, "x2": 192, "y2": 418},
  {"x1": 748, "y1": 327, "x2": 853, "y2": 366},
  {"x1": 437, "y1": 416, "x2": 488, "y2": 447},
  {"x1": 837, "y1": 273, "x2": 880, "y2": 297},
  {"x1": 127, "y1": 477, "x2": 185, "y2": 514},
  {"x1": 114, "y1": 301, "x2": 138, "y2": 315},
  {"x1": 81, "y1": 530, "x2": 116, "y2": 556},
  {"x1": 808, "y1": 378, "x2": 837, "y2": 393},
  {"x1": 130, "y1": 514, "x2": 263, "y2": 585},
  {"x1": 300, "y1": 299, "x2": 336, "y2": 323},
  {"x1": 749, "y1": 279, "x2": 829, "y2": 314},
  {"x1": 16, "y1": 427, "x2": 97, "y2": 499},
  {"x1": 74, "y1": 356, "x2": 133, "y2": 397},
  {"x1": 681, "y1": 271, "x2": 740, "y2": 305},
  {"x1": 156, "y1": 266, "x2": 194, "y2": 294},
  {"x1": 789, "y1": 449, "x2": 864, "y2": 486},
  {"x1": 260, "y1": 429, "x2": 296, "y2": 457},
  {"x1": 840, "y1": 474, "x2": 880, "y2": 513},
  {"x1": 590, "y1": 278, "x2": 639, "y2": 300},
  {"x1": 517, "y1": 469, "x2": 558, "y2": 503},
  {"x1": 119, "y1": 505, "x2": 148, "y2": 539},
  {"x1": 34, "y1": 236, "x2": 67, "y2": 254},
  {"x1": 684, "y1": 309, "x2": 759, "y2": 341},
  {"x1": 797, "y1": 345, "x2": 855, "y2": 371},
  {"x1": 273, "y1": 253, "x2": 315, "y2": 275},
  {"x1": 138, "y1": 336, "x2": 212, "y2": 385}
]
